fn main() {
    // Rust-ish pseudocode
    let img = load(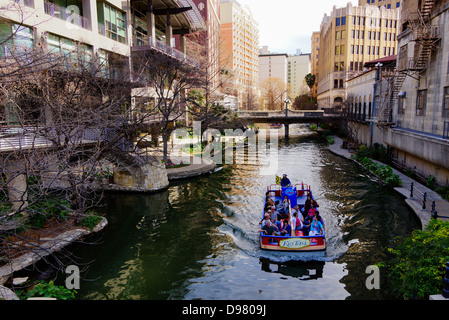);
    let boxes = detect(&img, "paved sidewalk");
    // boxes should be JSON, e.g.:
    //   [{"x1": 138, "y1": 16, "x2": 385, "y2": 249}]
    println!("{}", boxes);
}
[{"x1": 328, "y1": 136, "x2": 449, "y2": 229}]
